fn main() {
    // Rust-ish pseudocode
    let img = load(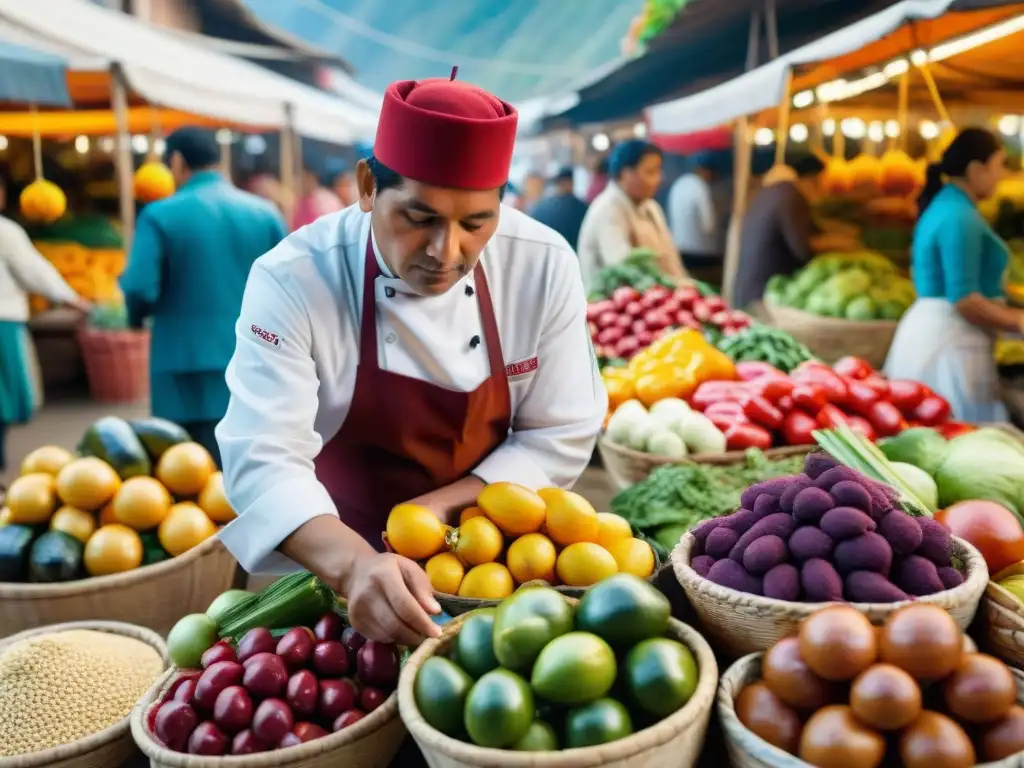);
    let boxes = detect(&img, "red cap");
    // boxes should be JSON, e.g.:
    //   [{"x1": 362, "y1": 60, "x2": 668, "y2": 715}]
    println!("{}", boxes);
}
[{"x1": 373, "y1": 77, "x2": 518, "y2": 191}]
